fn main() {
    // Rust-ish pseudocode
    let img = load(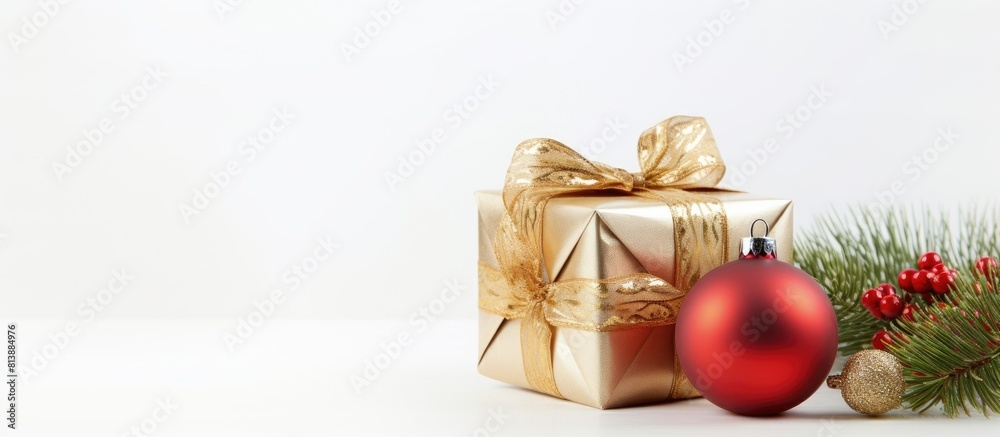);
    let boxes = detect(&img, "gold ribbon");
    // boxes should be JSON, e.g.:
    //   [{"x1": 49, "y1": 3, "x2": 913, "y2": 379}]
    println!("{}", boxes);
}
[{"x1": 480, "y1": 116, "x2": 729, "y2": 399}]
